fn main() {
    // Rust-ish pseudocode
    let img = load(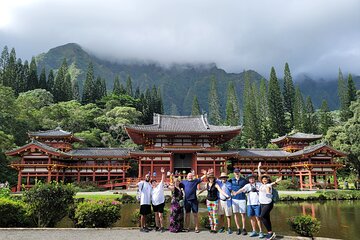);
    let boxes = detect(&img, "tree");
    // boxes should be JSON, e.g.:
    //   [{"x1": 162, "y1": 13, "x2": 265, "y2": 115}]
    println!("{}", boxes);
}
[
  {"x1": 268, "y1": 67, "x2": 286, "y2": 136},
  {"x1": 303, "y1": 96, "x2": 317, "y2": 133},
  {"x1": 326, "y1": 91, "x2": 360, "y2": 178},
  {"x1": 39, "y1": 67, "x2": 47, "y2": 89},
  {"x1": 126, "y1": 75, "x2": 133, "y2": 96},
  {"x1": 46, "y1": 69, "x2": 55, "y2": 93},
  {"x1": 208, "y1": 76, "x2": 221, "y2": 124},
  {"x1": 27, "y1": 57, "x2": 38, "y2": 90},
  {"x1": 293, "y1": 86, "x2": 305, "y2": 131},
  {"x1": 318, "y1": 100, "x2": 333, "y2": 135},
  {"x1": 72, "y1": 80, "x2": 81, "y2": 102},
  {"x1": 283, "y1": 63, "x2": 295, "y2": 129},
  {"x1": 347, "y1": 74, "x2": 357, "y2": 119},
  {"x1": 113, "y1": 75, "x2": 122, "y2": 95},
  {"x1": 338, "y1": 68, "x2": 349, "y2": 121},
  {"x1": 2, "y1": 48, "x2": 17, "y2": 89},
  {"x1": 258, "y1": 78, "x2": 271, "y2": 146},
  {"x1": 53, "y1": 59, "x2": 68, "y2": 102},
  {"x1": 170, "y1": 103, "x2": 180, "y2": 115},
  {"x1": 225, "y1": 82, "x2": 240, "y2": 126},
  {"x1": 15, "y1": 58, "x2": 26, "y2": 95},
  {"x1": 191, "y1": 95, "x2": 201, "y2": 115},
  {"x1": 82, "y1": 62, "x2": 95, "y2": 104}
]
